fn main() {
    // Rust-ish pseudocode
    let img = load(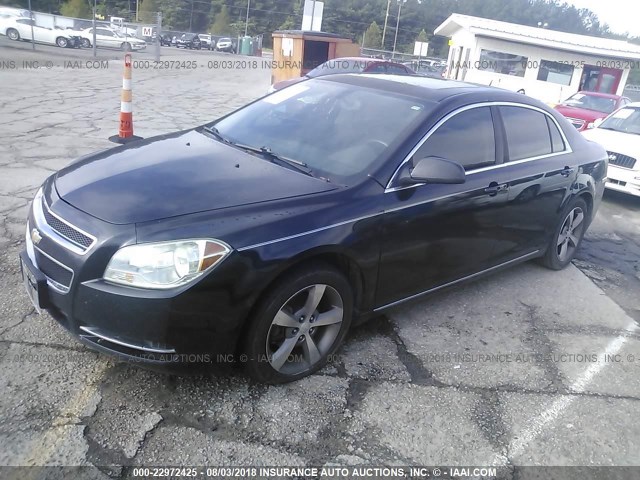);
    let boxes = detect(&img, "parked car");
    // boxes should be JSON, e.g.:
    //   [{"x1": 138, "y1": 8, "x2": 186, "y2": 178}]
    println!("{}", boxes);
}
[
  {"x1": 176, "y1": 32, "x2": 201, "y2": 49},
  {"x1": 199, "y1": 34, "x2": 212, "y2": 50},
  {"x1": 582, "y1": 102, "x2": 640, "y2": 197},
  {"x1": 269, "y1": 57, "x2": 416, "y2": 92},
  {"x1": 21, "y1": 75, "x2": 606, "y2": 383},
  {"x1": 159, "y1": 32, "x2": 173, "y2": 46},
  {"x1": 403, "y1": 60, "x2": 446, "y2": 78},
  {"x1": 1, "y1": 17, "x2": 81, "y2": 48},
  {"x1": 555, "y1": 91, "x2": 631, "y2": 131},
  {"x1": 215, "y1": 37, "x2": 234, "y2": 52},
  {"x1": 79, "y1": 27, "x2": 146, "y2": 51}
]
